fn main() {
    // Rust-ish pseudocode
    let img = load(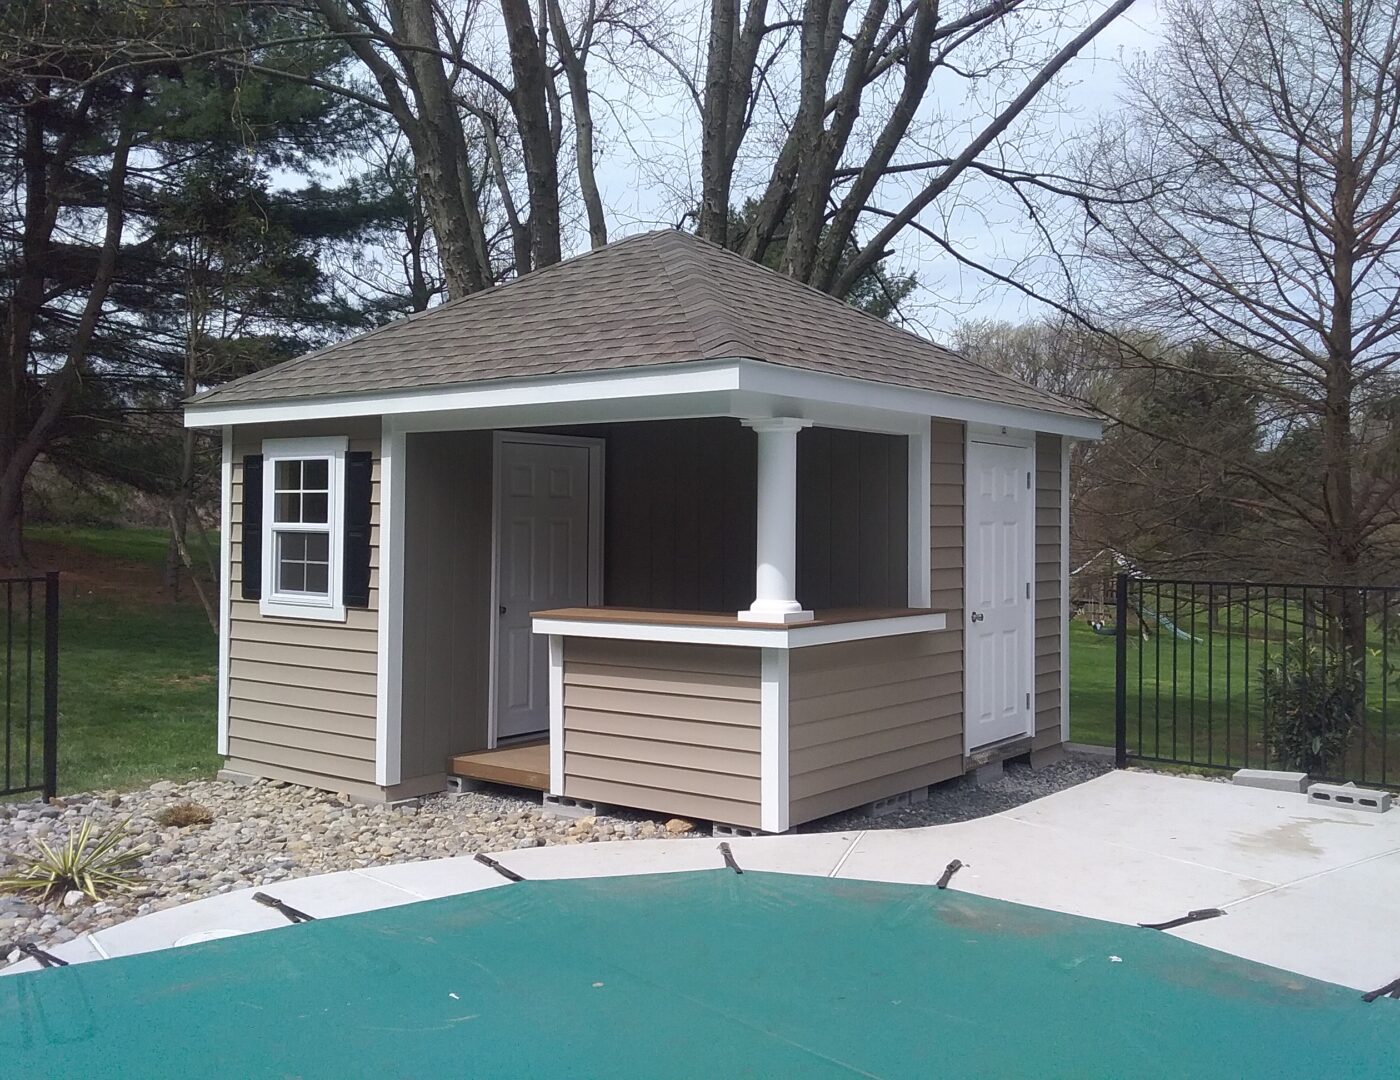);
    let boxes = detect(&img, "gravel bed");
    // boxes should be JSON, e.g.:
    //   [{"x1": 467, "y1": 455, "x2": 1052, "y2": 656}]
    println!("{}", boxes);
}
[
  {"x1": 798, "y1": 753, "x2": 1113, "y2": 832},
  {"x1": 1, "y1": 753, "x2": 1110, "y2": 967}
]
